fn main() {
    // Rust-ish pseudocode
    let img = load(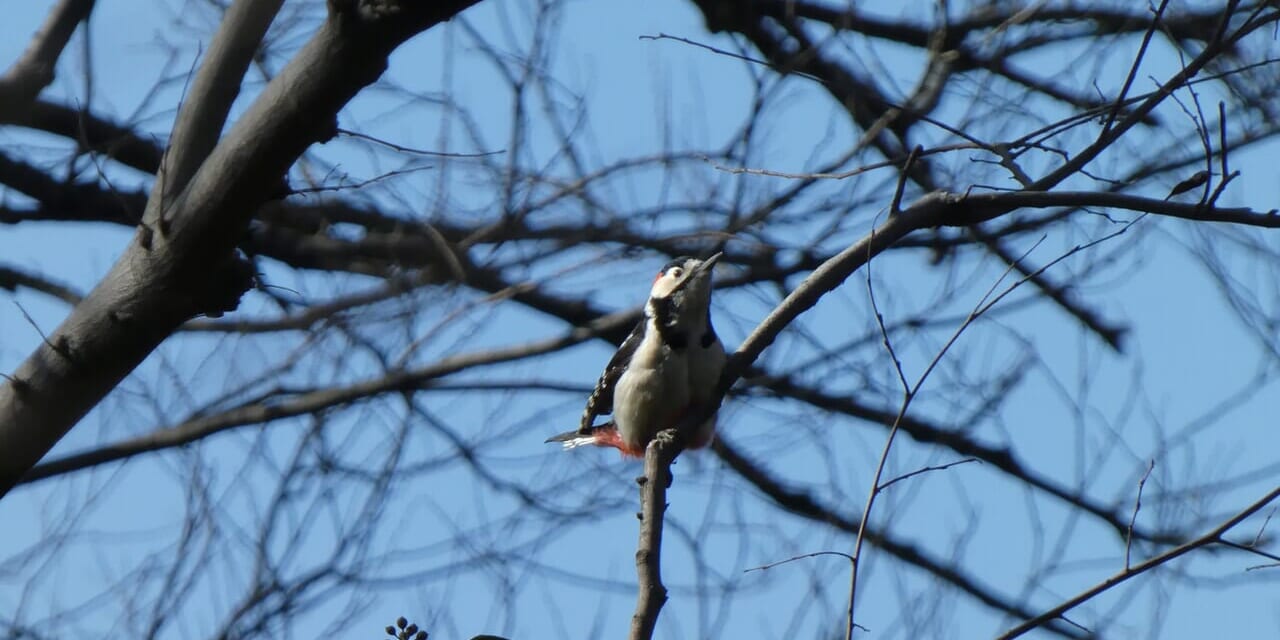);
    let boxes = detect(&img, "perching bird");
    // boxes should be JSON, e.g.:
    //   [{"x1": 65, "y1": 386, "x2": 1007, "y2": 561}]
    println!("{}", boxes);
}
[
  {"x1": 546, "y1": 253, "x2": 726, "y2": 457},
  {"x1": 1165, "y1": 170, "x2": 1211, "y2": 200}
]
